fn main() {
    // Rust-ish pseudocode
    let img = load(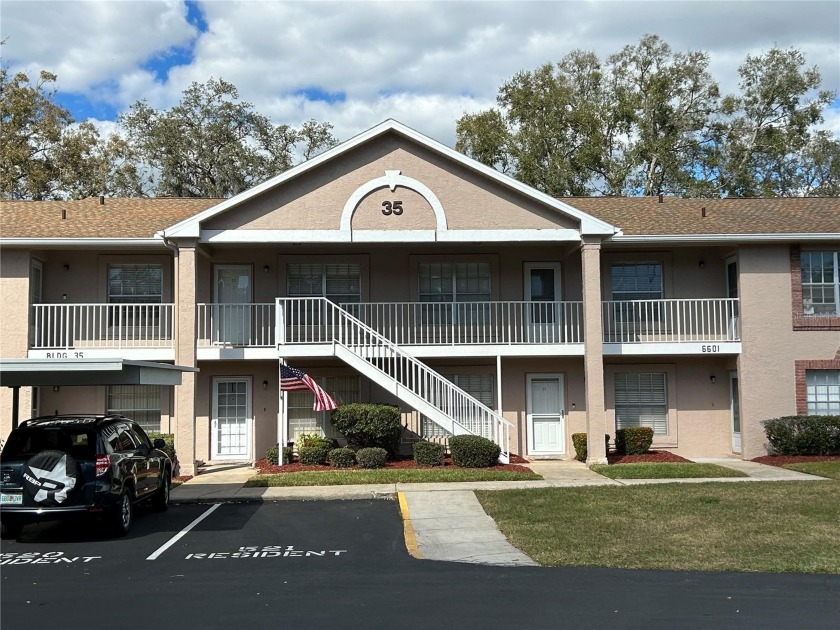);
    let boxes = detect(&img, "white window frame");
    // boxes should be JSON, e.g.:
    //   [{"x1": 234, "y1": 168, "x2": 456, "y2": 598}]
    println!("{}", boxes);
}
[
  {"x1": 107, "y1": 264, "x2": 163, "y2": 304},
  {"x1": 805, "y1": 370, "x2": 840, "y2": 416},
  {"x1": 610, "y1": 262, "x2": 663, "y2": 301},
  {"x1": 614, "y1": 372, "x2": 668, "y2": 435},
  {"x1": 107, "y1": 385, "x2": 162, "y2": 433},
  {"x1": 287, "y1": 263, "x2": 361, "y2": 304},
  {"x1": 801, "y1": 251, "x2": 839, "y2": 316}
]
